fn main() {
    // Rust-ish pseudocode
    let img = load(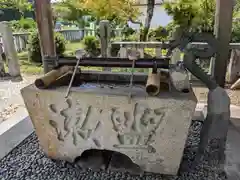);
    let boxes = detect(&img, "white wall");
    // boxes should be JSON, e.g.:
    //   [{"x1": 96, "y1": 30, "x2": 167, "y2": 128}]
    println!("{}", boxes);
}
[{"x1": 128, "y1": 4, "x2": 172, "y2": 29}]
